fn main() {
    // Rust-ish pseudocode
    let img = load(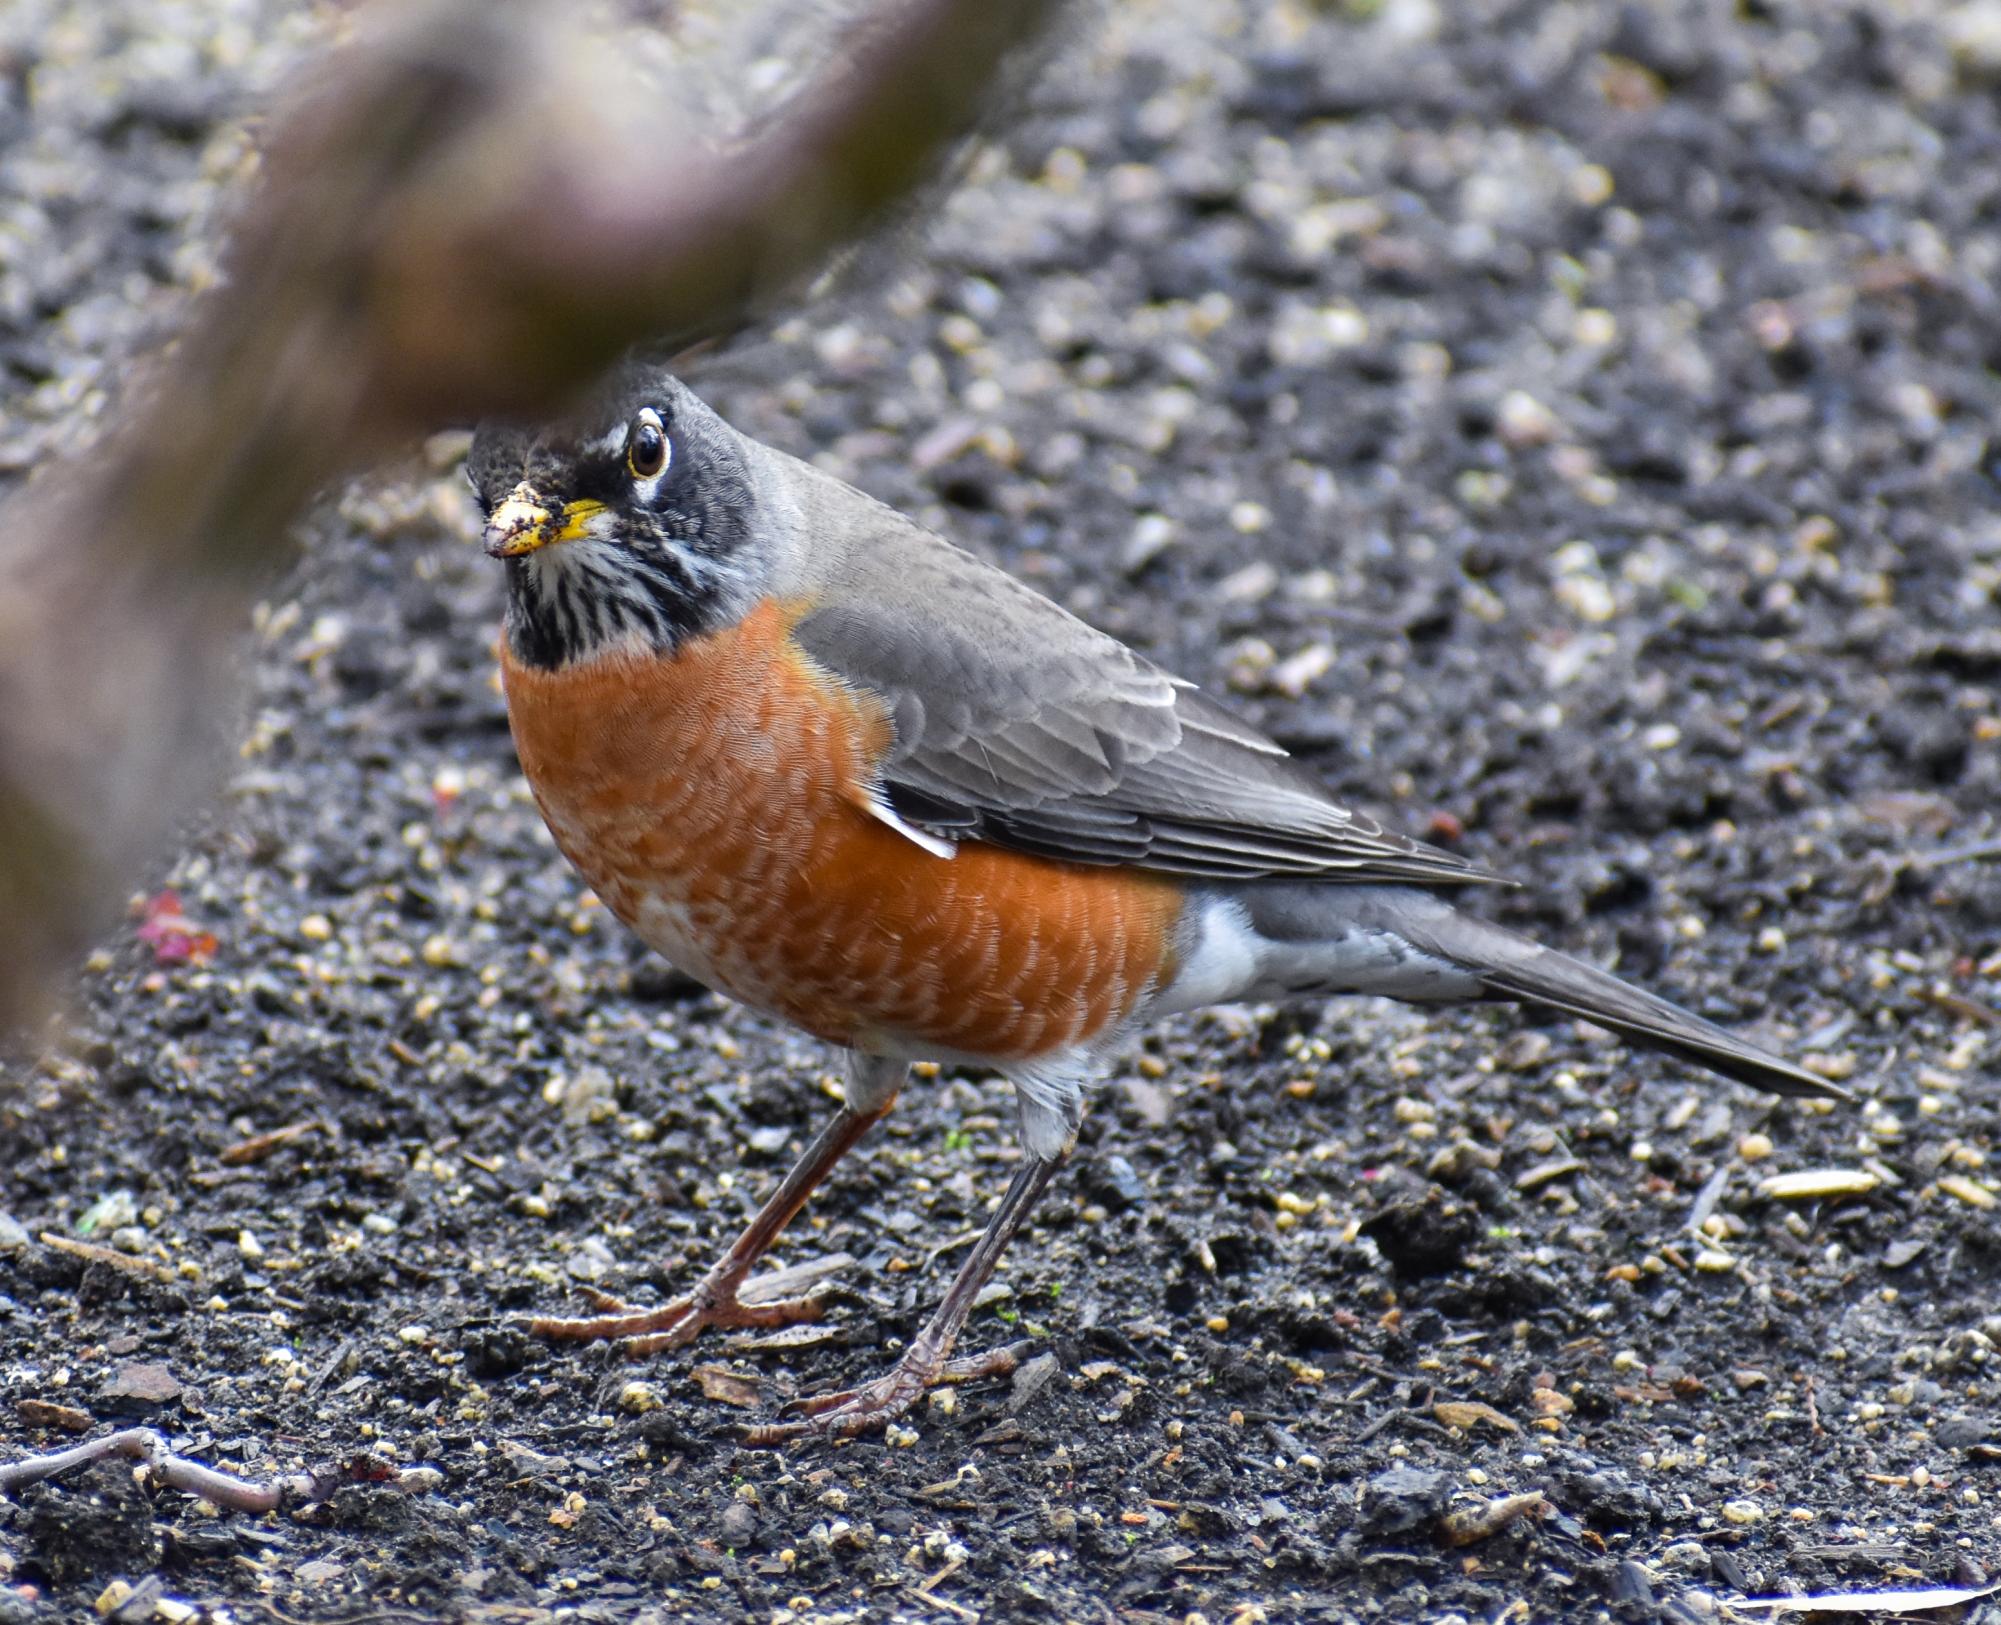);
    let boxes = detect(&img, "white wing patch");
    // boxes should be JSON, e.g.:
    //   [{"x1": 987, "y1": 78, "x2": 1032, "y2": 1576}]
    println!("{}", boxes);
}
[{"x1": 862, "y1": 786, "x2": 958, "y2": 860}]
